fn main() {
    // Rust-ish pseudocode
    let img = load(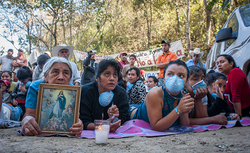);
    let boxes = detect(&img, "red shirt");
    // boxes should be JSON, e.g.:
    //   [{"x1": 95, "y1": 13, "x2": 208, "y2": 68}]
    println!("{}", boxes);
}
[
  {"x1": 119, "y1": 61, "x2": 128, "y2": 69},
  {"x1": 224, "y1": 68, "x2": 250, "y2": 110}
]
